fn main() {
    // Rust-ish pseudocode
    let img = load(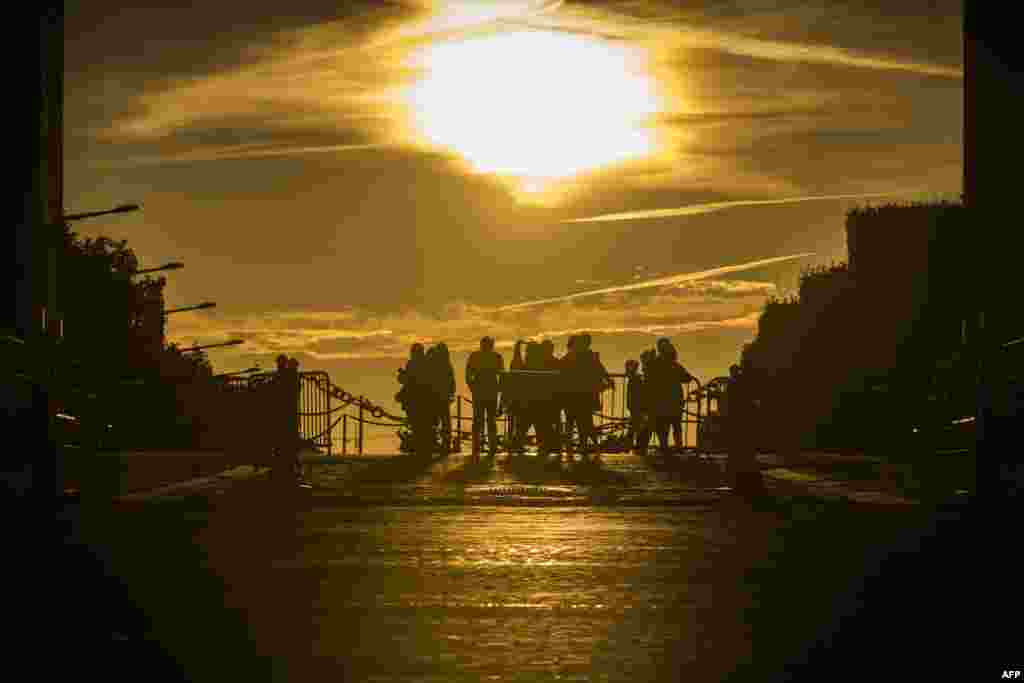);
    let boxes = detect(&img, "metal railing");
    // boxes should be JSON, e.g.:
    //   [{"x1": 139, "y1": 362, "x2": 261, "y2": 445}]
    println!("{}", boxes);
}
[{"x1": 298, "y1": 370, "x2": 711, "y2": 456}]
